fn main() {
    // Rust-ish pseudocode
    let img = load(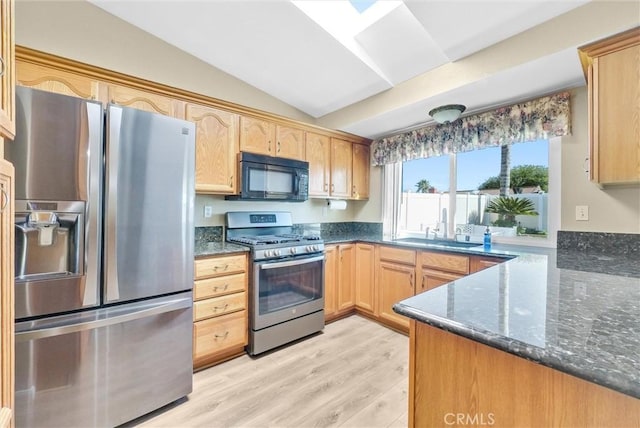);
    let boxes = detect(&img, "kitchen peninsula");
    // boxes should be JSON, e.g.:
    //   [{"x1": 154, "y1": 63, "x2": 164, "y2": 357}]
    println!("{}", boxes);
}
[{"x1": 394, "y1": 243, "x2": 640, "y2": 427}]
